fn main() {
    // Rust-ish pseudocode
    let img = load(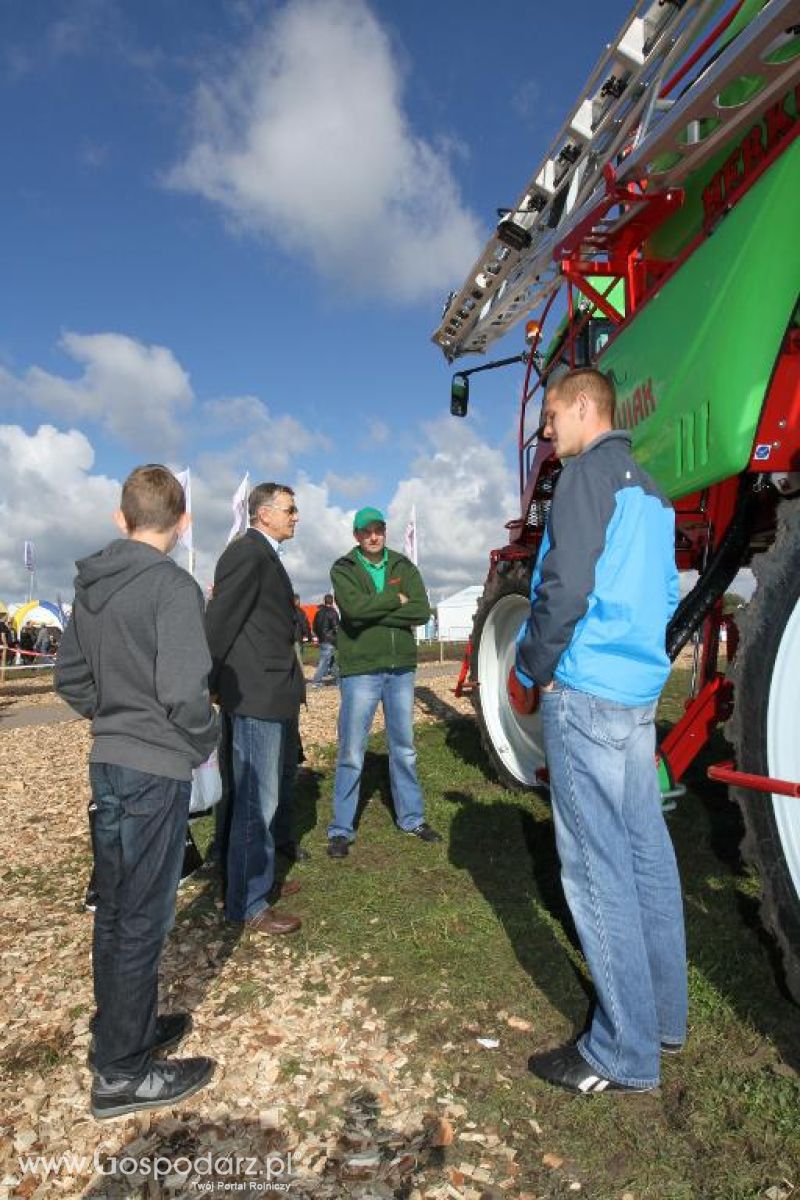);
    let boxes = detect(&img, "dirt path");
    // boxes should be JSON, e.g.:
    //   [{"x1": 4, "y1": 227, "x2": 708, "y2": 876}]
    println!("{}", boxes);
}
[{"x1": 0, "y1": 671, "x2": 501, "y2": 1200}]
